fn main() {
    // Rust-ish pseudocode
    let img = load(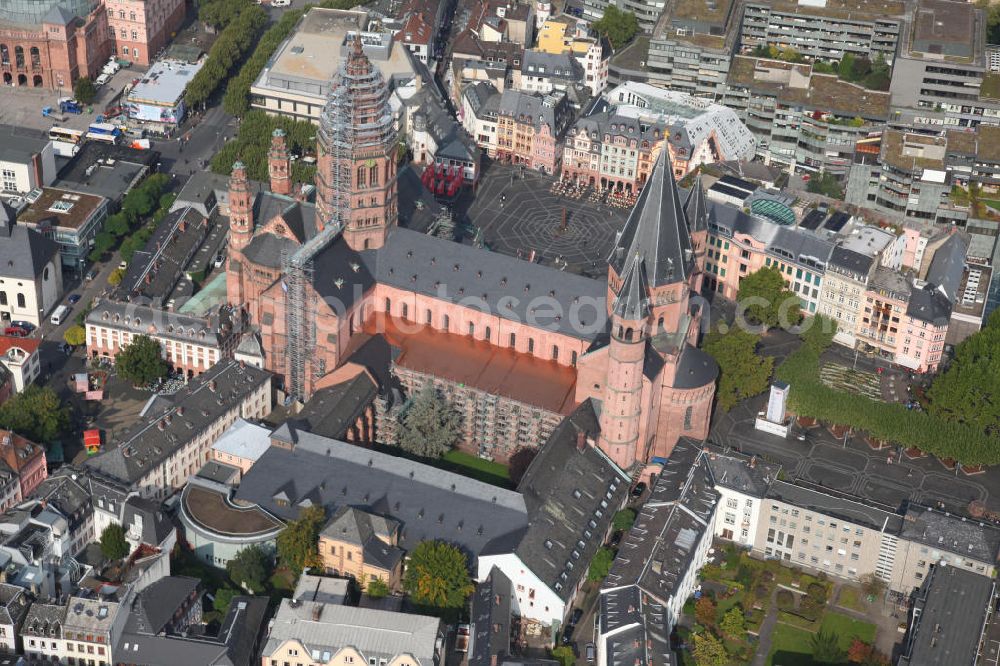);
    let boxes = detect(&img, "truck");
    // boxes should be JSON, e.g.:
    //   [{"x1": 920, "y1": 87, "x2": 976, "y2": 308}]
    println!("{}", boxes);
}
[
  {"x1": 50, "y1": 304, "x2": 70, "y2": 326},
  {"x1": 58, "y1": 98, "x2": 83, "y2": 114},
  {"x1": 455, "y1": 624, "x2": 470, "y2": 653}
]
